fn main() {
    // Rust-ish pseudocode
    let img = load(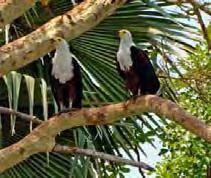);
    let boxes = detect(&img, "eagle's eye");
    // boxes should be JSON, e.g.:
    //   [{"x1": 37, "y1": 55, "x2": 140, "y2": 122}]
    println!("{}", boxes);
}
[
  {"x1": 52, "y1": 37, "x2": 63, "y2": 45},
  {"x1": 57, "y1": 37, "x2": 62, "y2": 42},
  {"x1": 119, "y1": 30, "x2": 128, "y2": 38}
]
